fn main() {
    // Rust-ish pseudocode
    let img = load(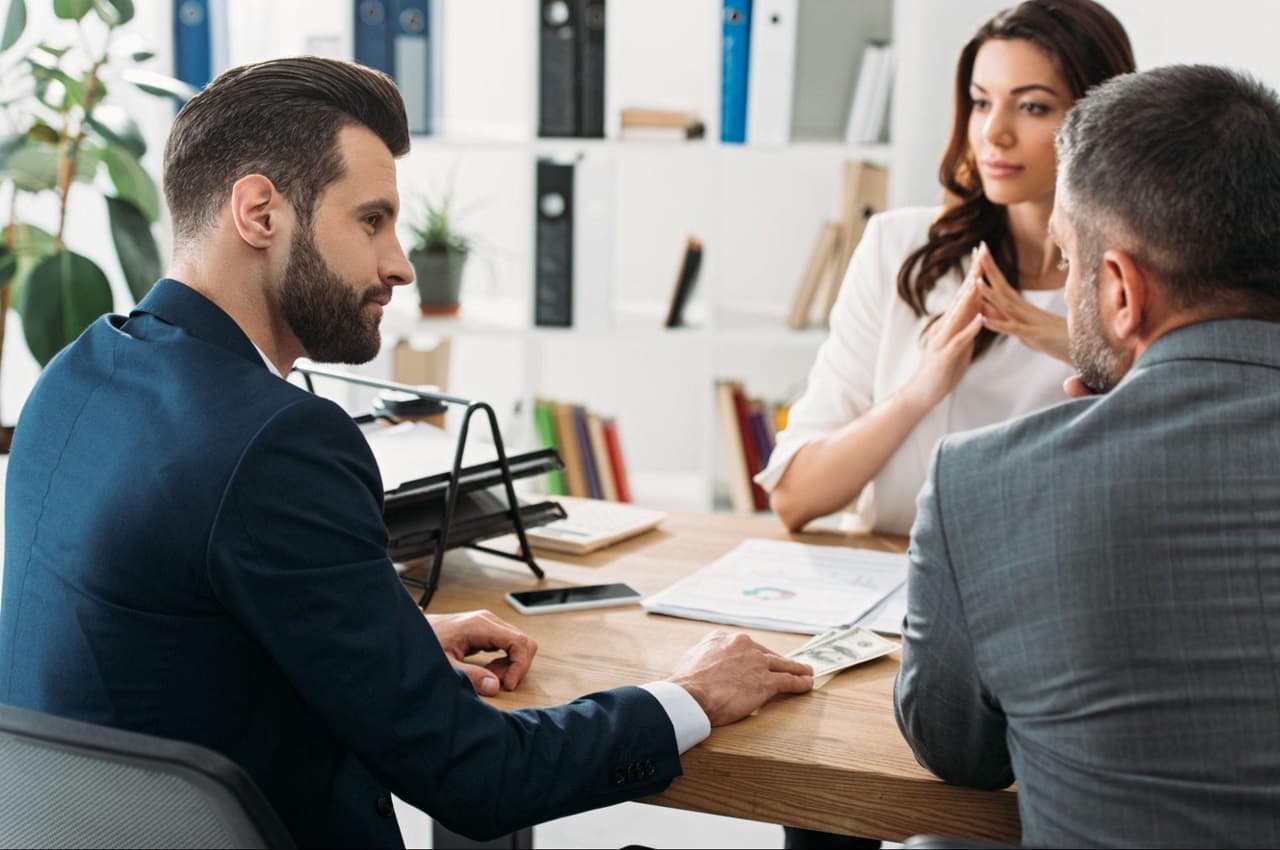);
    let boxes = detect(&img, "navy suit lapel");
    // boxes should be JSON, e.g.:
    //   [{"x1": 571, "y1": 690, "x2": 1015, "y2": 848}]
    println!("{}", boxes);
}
[{"x1": 130, "y1": 279, "x2": 268, "y2": 372}]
